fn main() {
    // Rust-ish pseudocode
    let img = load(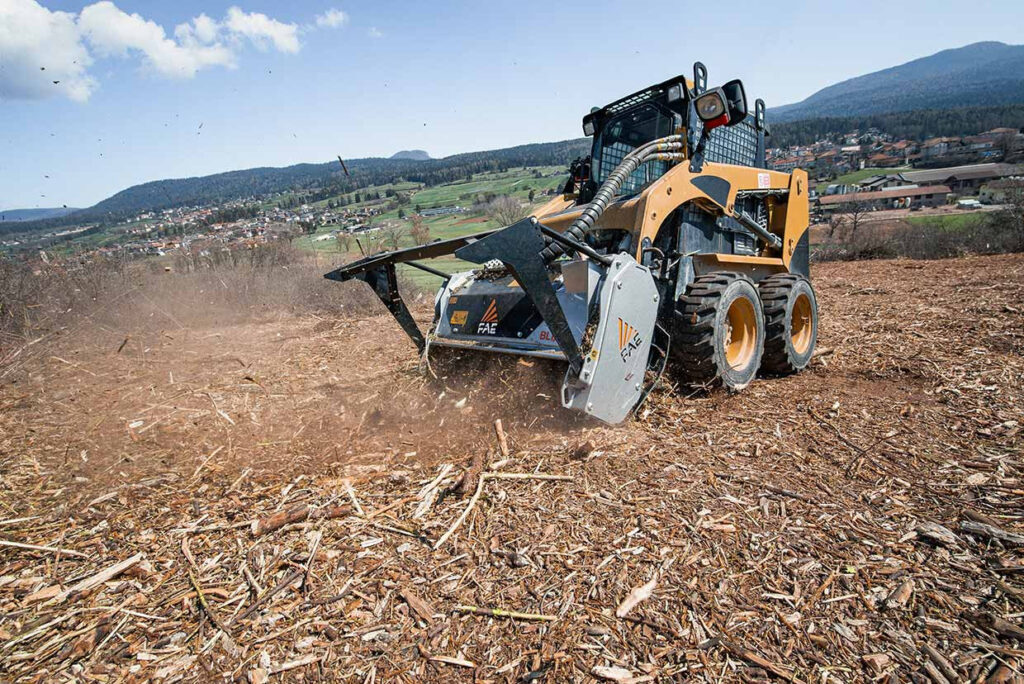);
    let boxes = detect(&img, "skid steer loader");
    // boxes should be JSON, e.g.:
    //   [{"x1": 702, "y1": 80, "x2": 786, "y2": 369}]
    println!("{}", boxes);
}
[{"x1": 326, "y1": 63, "x2": 818, "y2": 424}]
